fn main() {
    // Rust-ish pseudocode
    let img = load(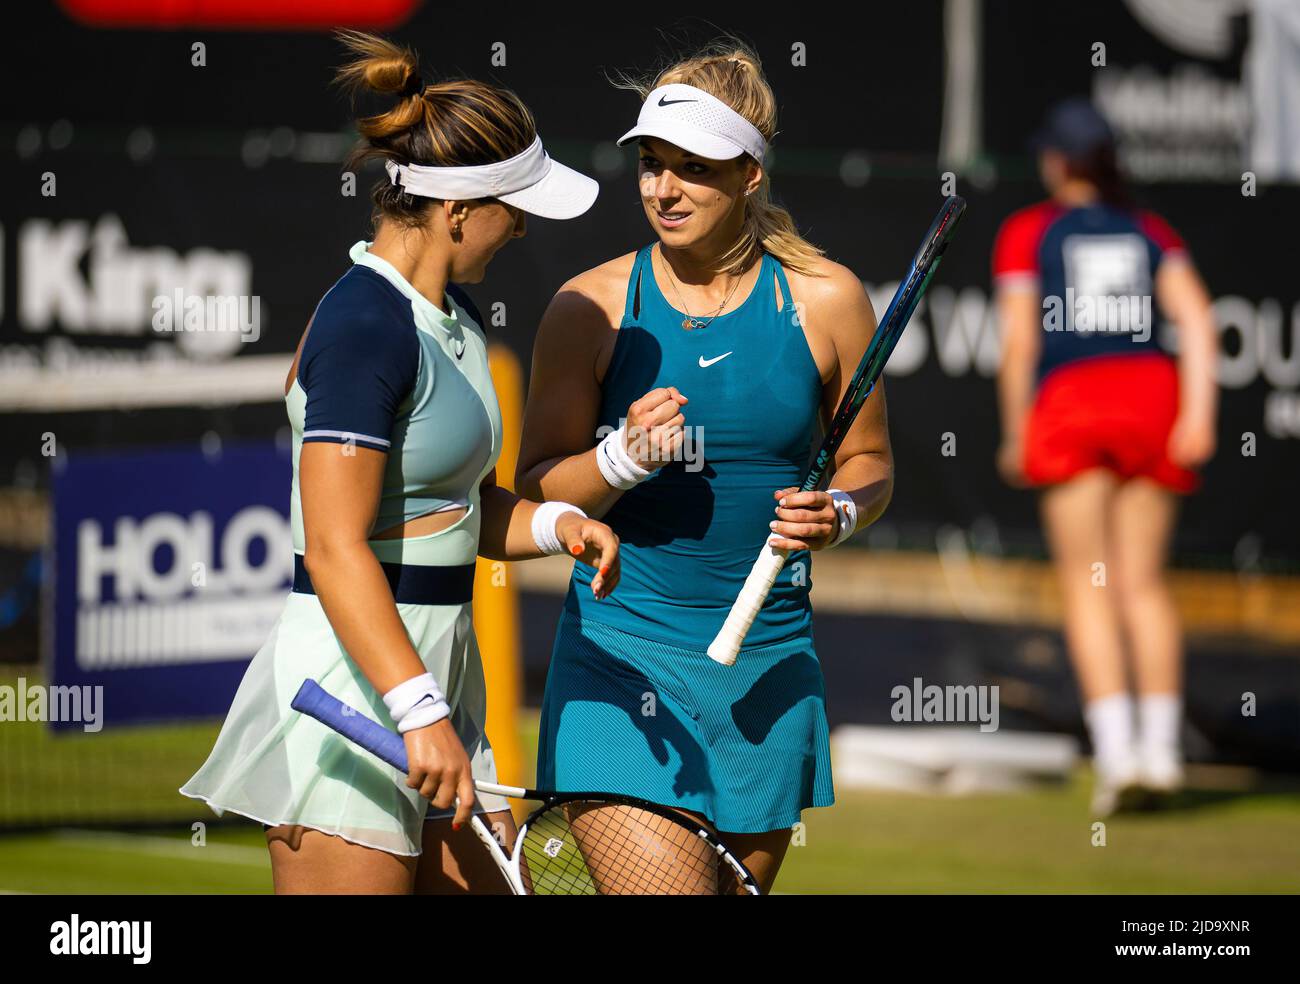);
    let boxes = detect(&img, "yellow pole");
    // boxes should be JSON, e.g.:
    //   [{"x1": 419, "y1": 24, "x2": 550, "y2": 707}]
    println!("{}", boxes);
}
[{"x1": 475, "y1": 343, "x2": 526, "y2": 790}]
